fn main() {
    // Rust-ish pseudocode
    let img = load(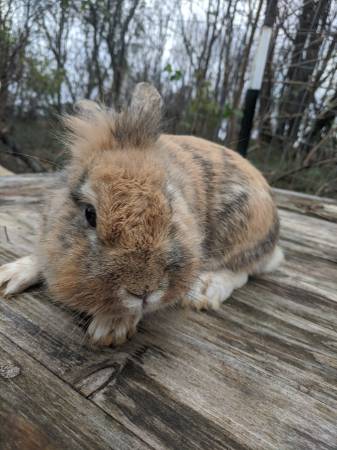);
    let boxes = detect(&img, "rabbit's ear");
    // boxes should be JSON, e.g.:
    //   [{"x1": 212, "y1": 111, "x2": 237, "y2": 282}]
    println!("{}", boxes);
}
[
  {"x1": 74, "y1": 99, "x2": 102, "y2": 116},
  {"x1": 130, "y1": 82, "x2": 162, "y2": 116},
  {"x1": 113, "y1": 83, "x2": 162, "y2": 148}
]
